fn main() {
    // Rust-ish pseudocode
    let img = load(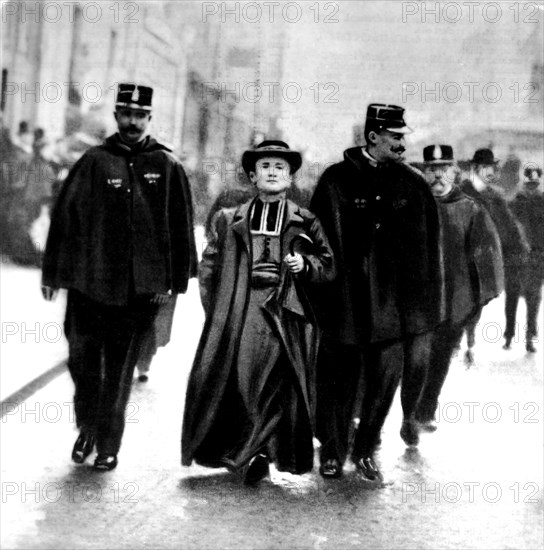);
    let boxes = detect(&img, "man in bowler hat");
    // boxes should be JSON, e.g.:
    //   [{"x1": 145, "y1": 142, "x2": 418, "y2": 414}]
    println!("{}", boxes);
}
[
  {"x1": 311, "y1": 104, "x2": 444, "y2": 479},
  {"x1": 460, "y1": 148, "x2": 528, "y2": 364},
  {"x1": 415, "y1": 145, "x2": 503, "y2": 431},
  {"x1": 182, "y1": 141, "x2": 335, "y2": 484},
  {"x1": 42, "y1": 84, "x2": 197, "y2": 470}
]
